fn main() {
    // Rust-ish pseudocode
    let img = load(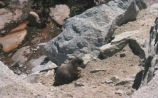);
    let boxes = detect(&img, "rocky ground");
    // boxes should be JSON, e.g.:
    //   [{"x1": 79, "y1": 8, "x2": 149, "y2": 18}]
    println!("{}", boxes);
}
[
  {"x1": 48, "y1": 6, "x2": 157, "y2": 97},
  {"x1": 54, "y1": 46, "x2": 140, "y2": 98},
  {"x1": 0, "y1": 0, "x2": 158, "y2": 98}
]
